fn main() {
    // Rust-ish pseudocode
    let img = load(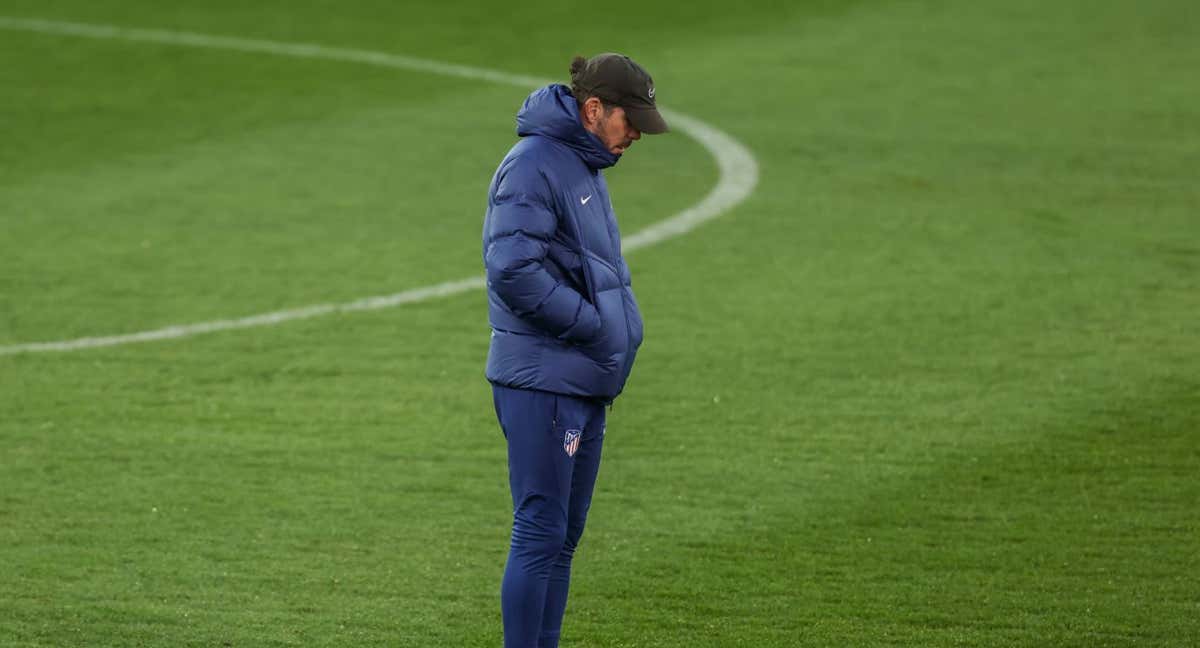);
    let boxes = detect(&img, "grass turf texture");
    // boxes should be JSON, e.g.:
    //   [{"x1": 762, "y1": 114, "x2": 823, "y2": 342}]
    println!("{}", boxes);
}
[{"x1": 1, "y1": 0, "x2": 1197, "y2": 645}]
